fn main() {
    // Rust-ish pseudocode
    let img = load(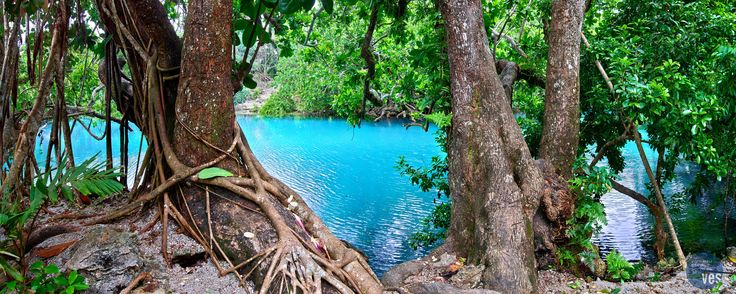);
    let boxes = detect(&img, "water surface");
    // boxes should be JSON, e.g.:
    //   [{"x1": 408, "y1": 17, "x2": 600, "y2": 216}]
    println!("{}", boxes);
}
[{"x1": 33, "y1": 116, "x2": 729, "y2": 274}]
